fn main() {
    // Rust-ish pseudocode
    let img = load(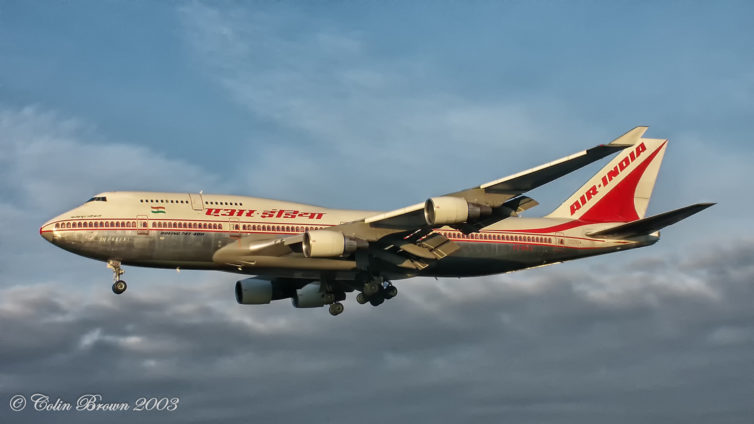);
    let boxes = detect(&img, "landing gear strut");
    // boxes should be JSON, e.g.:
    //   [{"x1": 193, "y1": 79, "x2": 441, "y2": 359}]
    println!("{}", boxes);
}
[
  {"x1": 321, "y1": 281, "x2": 346, "y2": 316},
  {"x1": 108, "y1": 260, "x2": 127, "y2": 295}
]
